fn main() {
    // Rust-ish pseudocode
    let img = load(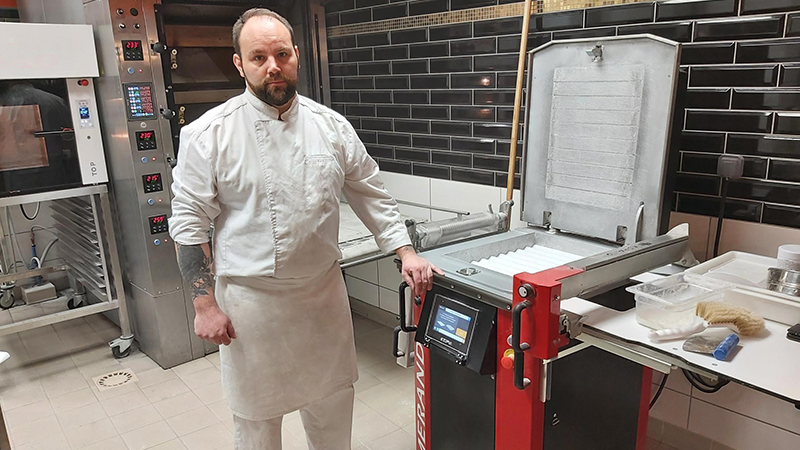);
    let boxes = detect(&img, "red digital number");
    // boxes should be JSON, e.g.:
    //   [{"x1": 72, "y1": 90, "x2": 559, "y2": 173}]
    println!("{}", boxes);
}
[
  {"x1": 140, "y1": 132, "x2": 152, "y2": 139},
  {"x1": 126, "y1": 41, "x2": 139, "y2": 49}
]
